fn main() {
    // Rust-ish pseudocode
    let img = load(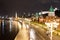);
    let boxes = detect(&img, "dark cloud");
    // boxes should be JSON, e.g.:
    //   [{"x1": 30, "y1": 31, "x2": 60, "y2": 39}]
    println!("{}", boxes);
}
[
  {"x1": 53, "y1": 0, "x2": 60, "y2": 3},
  {"x1": 0, "y1": 0, "x2": 60, "y2": 16},
  {"x1": 38, "y1": 0, "x2": 50, "y2": 3}
]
